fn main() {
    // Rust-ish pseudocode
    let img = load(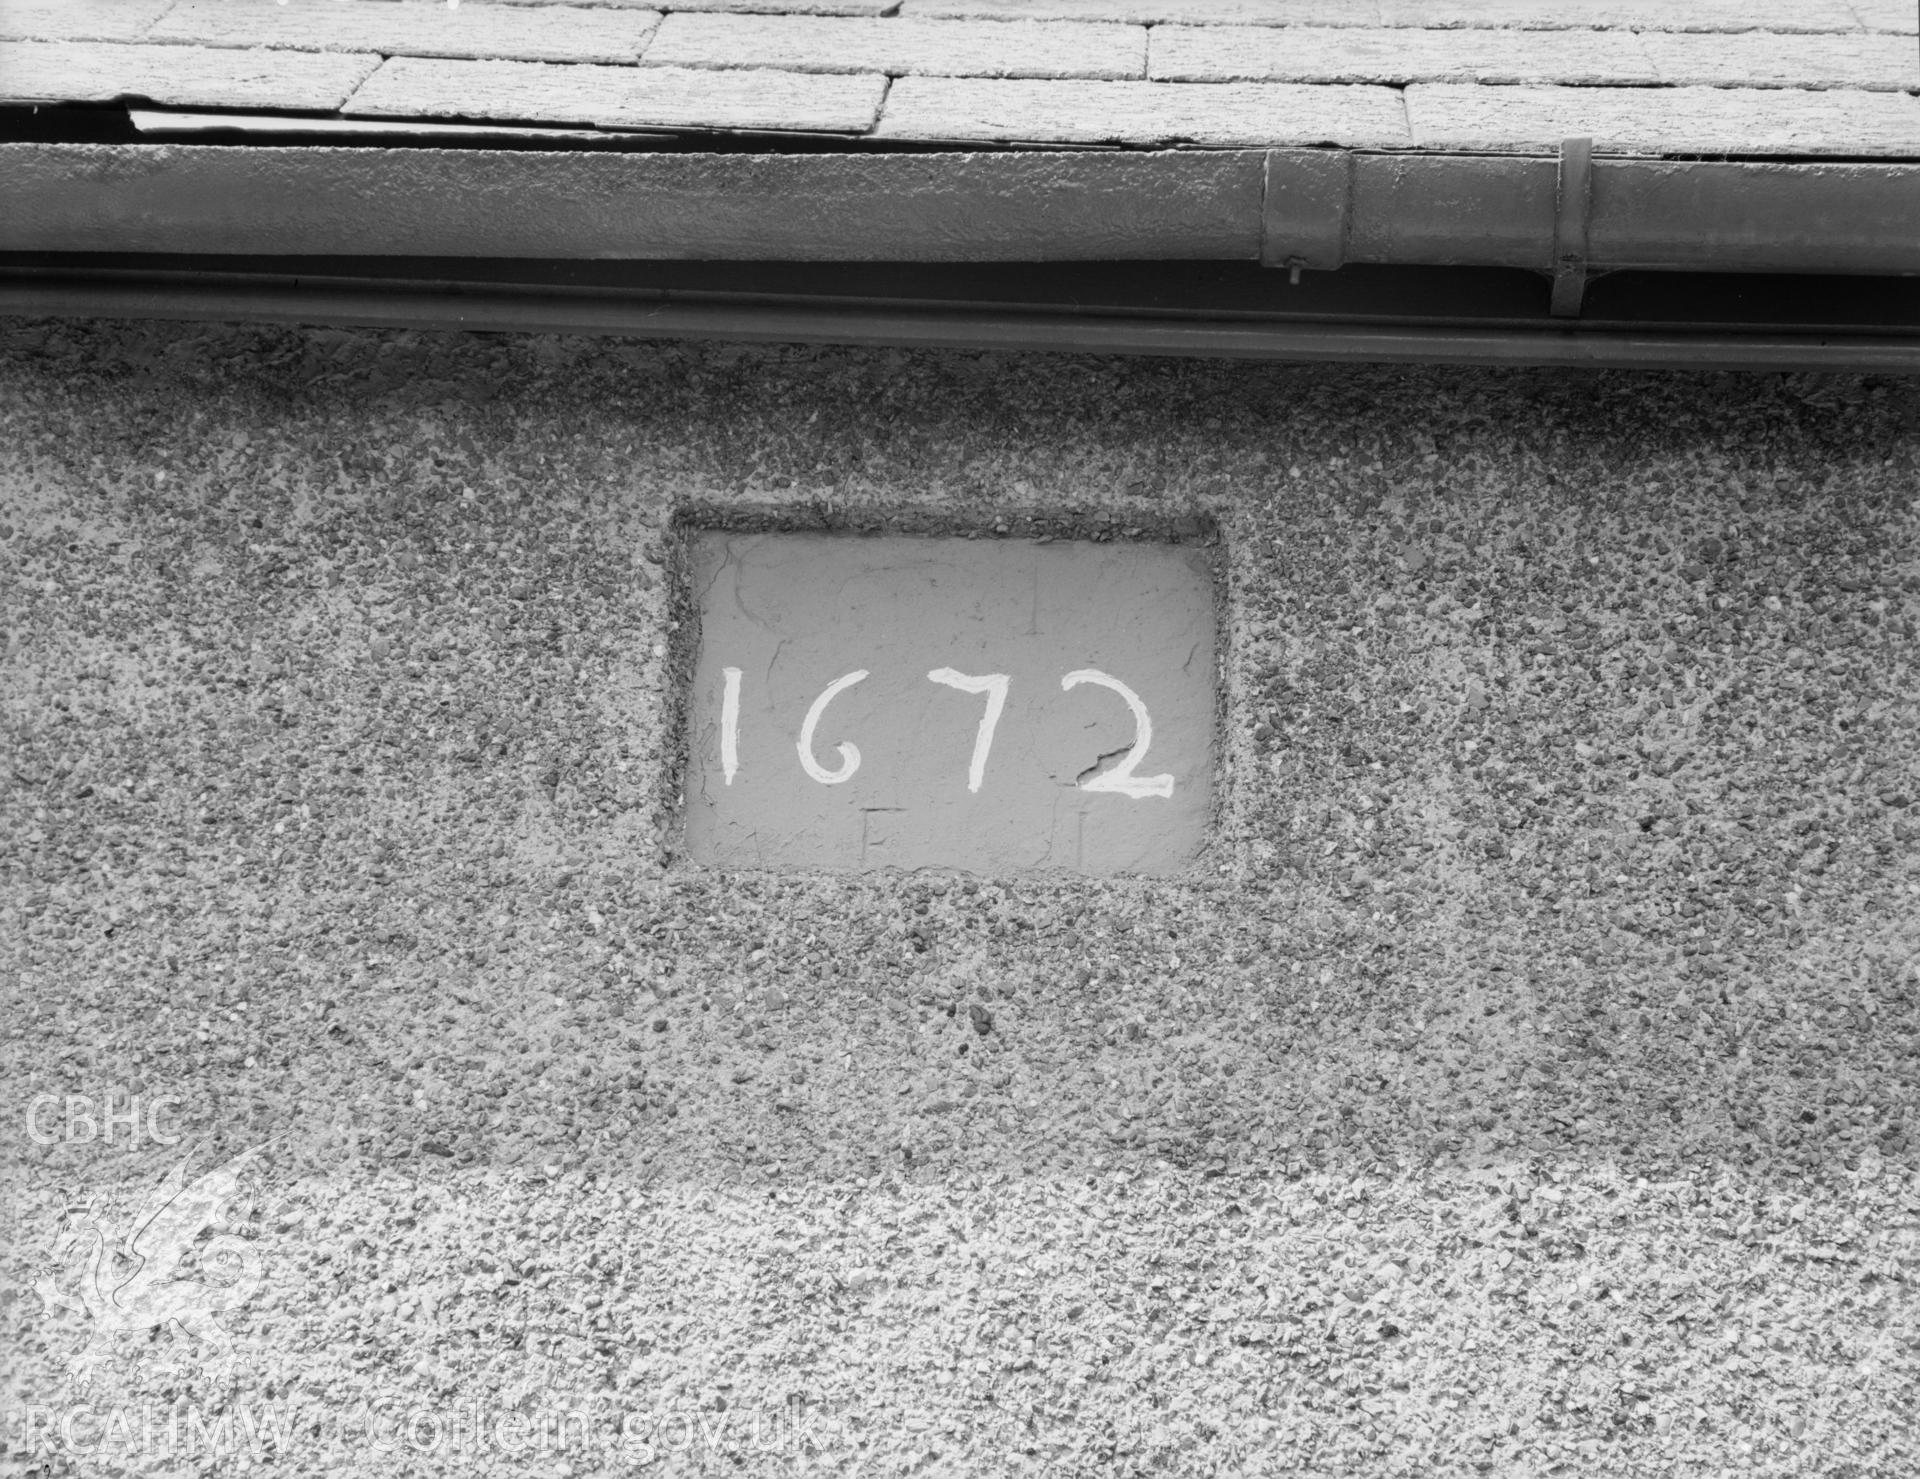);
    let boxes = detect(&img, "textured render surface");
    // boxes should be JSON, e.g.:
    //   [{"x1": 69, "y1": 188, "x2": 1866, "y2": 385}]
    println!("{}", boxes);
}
[
  {"x1": 683, "y1": 532, "x2": 1216, "y2": 875},
  {"x1": 1, "y1": 324, "x2": 1917, "y2": 1475},
  {"x1": 346, "y1": 56, "x2": 888, "y2": 132},
  {"x1": 646, "y1": 12, "x2": 1148, "y2": 79},
  {"x1": 0, "y1": 38, "x2": 378, "y2": 109},
  {"x1": 1149, "y1": 23, "x2": 1659, "y2": 85},
  {"x1": 876, "y1": 76, "x2": 1412, "y2": 146},
  {"x1": 1406, "y1": 83, "x2": 1920, "y2": 156}
]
